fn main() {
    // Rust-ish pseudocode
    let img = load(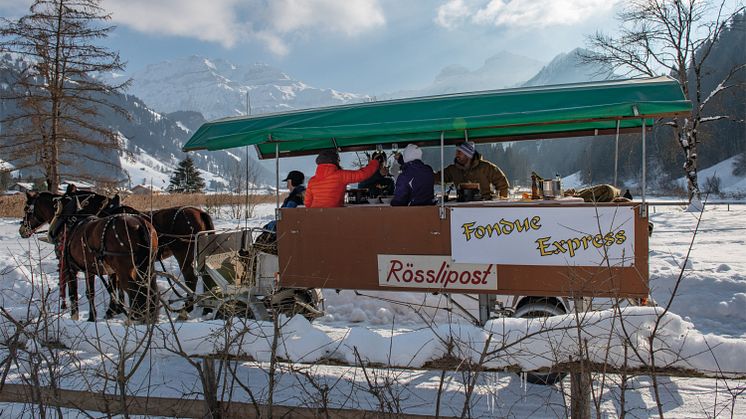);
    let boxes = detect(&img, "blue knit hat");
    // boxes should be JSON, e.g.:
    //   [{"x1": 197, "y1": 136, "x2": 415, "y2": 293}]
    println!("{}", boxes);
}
[{"x1": 457, "y1": 141, "x2": 476, "y2": 158}]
